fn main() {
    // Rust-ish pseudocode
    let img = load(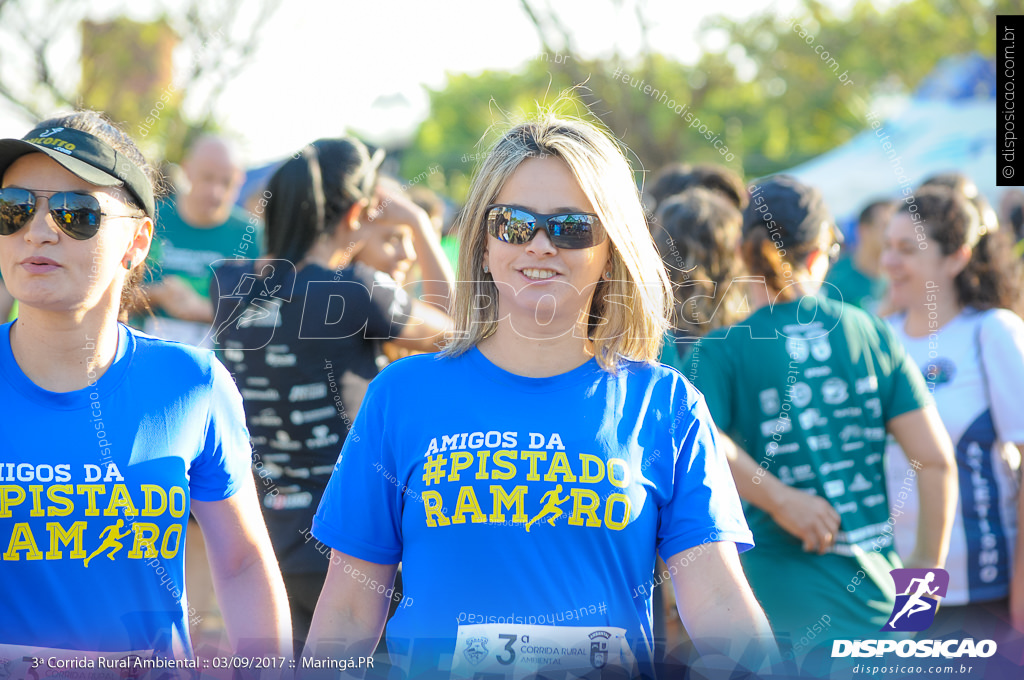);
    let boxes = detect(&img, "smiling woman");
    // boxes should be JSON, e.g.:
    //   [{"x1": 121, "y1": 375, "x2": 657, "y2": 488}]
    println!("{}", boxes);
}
[
  {"x1": 304, "y1": 114, "x2": 778, "y2": 679},
  {"x1": 881, "y1": 186, "x2": 1024, "y2": 638},
  {"x1": 0, "y1": 111, "x2": 290, "y2": 660}
]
